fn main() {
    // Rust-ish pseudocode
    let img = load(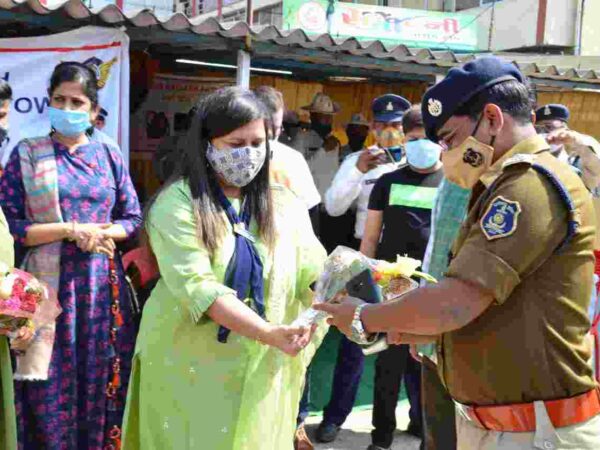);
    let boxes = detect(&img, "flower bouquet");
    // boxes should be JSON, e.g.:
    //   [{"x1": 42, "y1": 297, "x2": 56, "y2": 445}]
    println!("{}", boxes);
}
[
  {"x1": 0, "y1": 261, "x2": 61, "y2": 366},
  {"x1": 294, "y1": 246, "x2": 436, "y2": 354}
]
